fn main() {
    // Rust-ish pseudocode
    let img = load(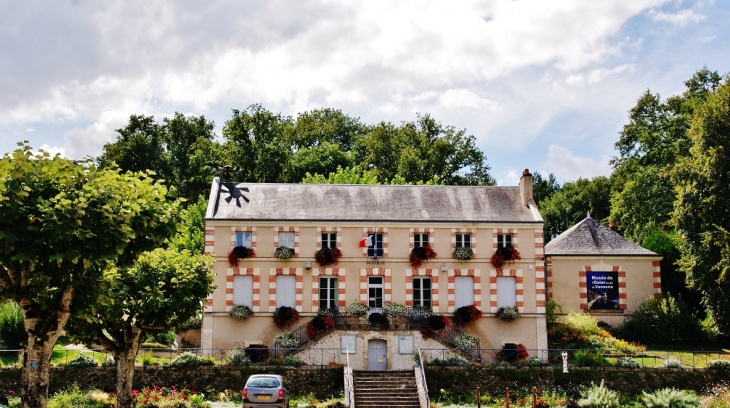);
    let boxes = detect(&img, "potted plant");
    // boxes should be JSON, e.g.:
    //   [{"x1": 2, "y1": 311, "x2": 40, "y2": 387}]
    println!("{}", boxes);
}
[
  {"x1": 452, "y1": 246, "x2": 473, "y2": 261},
  {"x1": 496, "y1": 306, "x2": 521, "y2": 321},
  {"x1": 491, "y1": 245, "x2": 521, "y2": 269},
  {"x1": 408, "y1": 305, "x2": 434, "y2": 323},
  {"x1": 273, "y1": 306, "x2": 300, "y2": 328},
  {"x1": 314, "y1": 247, "x2": 342, "y2": 267},
  {"x1": 305, "y1": 314, "x2": 335, "y2": 338},
  {"x1": 274, "y1": 332, "x2": 299, "y2": 349},
  {"x1": 346, "y1": 301, "x2": 369, "y2": 317},
  {"x1": 229, "y1": 304, "x2": 253, "y2": 321},
  {"x1": 368, "y1": 312, "x2": 390, "y2": 329},
  {"x1": 453, "y1": 304, "x2": 483, "y2": 325},
  {"x1": 384, "y1": 302, "x2": 409, "y2": 320},
  {"x1": 421, "y1": 314, "x2": 450, "y2": 339},
  {"x1": 409, "y1": 245, "x2": 437, "y2": 268},
  {"x1": 275, "y1": 246, "x2": 295, "y2": 260},
  {"x1": 228, "y1": 246, "x2": 255, "y2": 267},
  {"x1": 454, "y1": 332, "x2": 479, "y2": 350}
]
